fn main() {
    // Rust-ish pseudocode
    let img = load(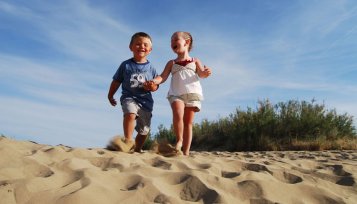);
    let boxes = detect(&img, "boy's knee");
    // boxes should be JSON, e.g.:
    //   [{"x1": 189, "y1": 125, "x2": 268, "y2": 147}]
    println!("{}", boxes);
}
[
  {"x1": 138, "y1": 127, "x2": 150, "y2": 135},
  {"x1": 125, "y1": 113, "x2": 137, "y2": 119},
  {"x1": 140, "y1": 127, "x2": 150, "y2": 136}
]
